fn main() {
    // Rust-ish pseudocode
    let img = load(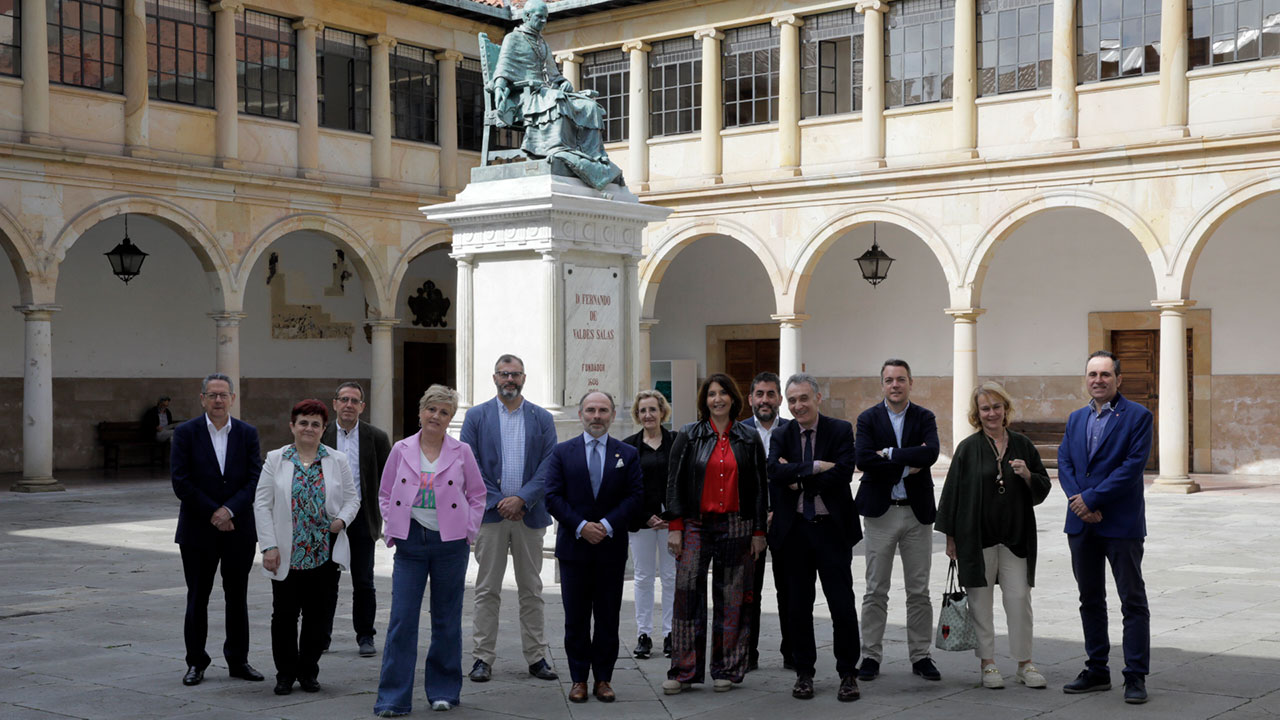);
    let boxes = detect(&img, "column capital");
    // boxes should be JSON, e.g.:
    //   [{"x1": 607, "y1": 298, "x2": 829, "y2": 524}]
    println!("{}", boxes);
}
[
  {"x1": 771, "y1": 312, "x2": 811, "y2": 327},
  {"x1": 208, "y1": 311, "x2": 247, "y2": 326},
  {"x1": 944, "y1": 307, "x2": 986, "y2": 321},
  {"x1": 1151, "y1": 298, "x2": 1196, "y2": 312},
  {"x1": 209, "y1": 0, "x2": 243, "y2": 13},
  {"x1": 364, "y1": 318, "x2": 401, "y2": 330},
  {"x1": 450, "y1": 251, "x2": 474, "y2": 265},
  {"x1": 292, "y1": 17, "x2": 324, "y2": 32},
  {"x1": 639, "y1": 317, "x2": 660, "y2": 331},
  {"x1": 855, "y1": 0, "x2": 888, "y2": 14},
  {"x1": 367, "y1": 34, "x2": 397, "y2": 49},
  {"x1": 436, "y1": 49, "x2": 465, "y2": 63},
  {"x1": 554, "y1": 51, "x2": 583, "y2": 64},
  {"x1": 771, "y1": 14, "x2": 804, "y2": 28},
  {"x1": 14, "y1": 304, "x2": 62, "y2": 319},
  {"x1": 621, "y1": 40, "x2": 652, "y2": 53},
  {"x1": 693, "y1": 27, "x2": 724, "y2": 41}
]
